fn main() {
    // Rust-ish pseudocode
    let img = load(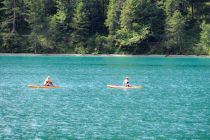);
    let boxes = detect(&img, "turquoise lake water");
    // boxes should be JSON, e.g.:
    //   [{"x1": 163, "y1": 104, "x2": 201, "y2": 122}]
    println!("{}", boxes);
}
[{"x1": 0, "y1": 56, "x2": 209, "y2": 139}]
